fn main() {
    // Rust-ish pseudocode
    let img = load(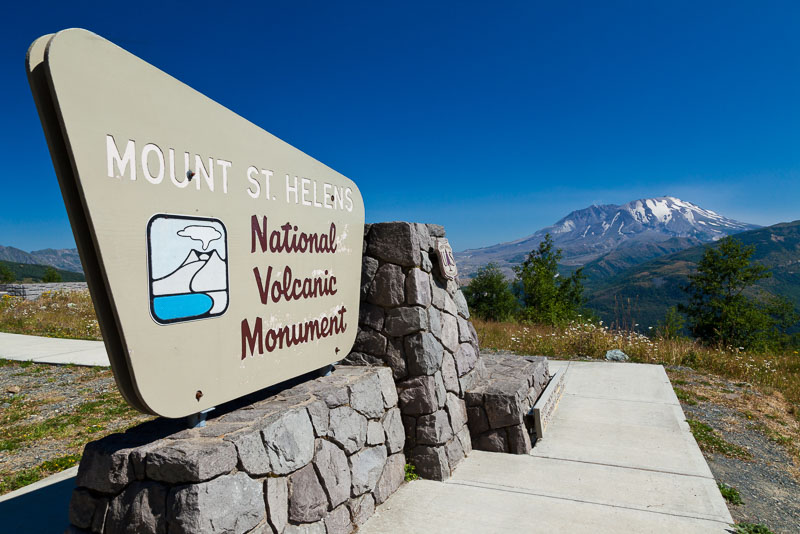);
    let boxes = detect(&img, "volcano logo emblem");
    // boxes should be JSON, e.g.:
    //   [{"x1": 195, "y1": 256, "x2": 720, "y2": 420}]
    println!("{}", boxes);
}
[{"x1": 147, "y1": 214, "x2": 229, "y2": 325}]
